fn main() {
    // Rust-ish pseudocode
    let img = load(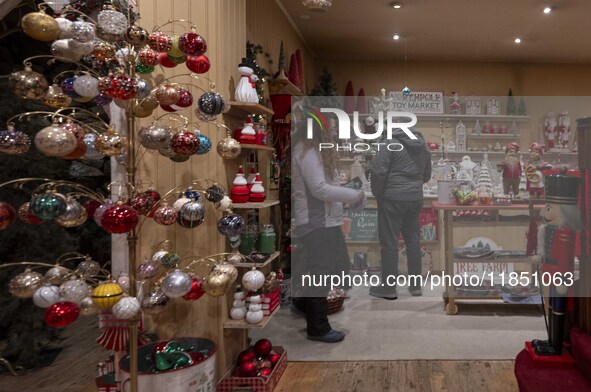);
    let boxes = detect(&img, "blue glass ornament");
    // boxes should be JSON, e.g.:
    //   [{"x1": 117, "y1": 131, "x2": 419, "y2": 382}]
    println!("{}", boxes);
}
[
  {"x1": 61, "y1": 78, "x2": 81, "y2": 99},
  {"x1": 197, "y1": 92, "x2": 225, "y2": 116},
  {"x1": 177, "y1": 199, "x2": 205, "y2": 228},
  {"x1": 217, "y1": 213, "x2": 244, "y2": 237},
  {"x1": 136, "y1": 79, "x2": 152, "y2": 99},
  {"x1": 195, "y1": 131, "x2": 212, "y2": 155},
  {"x1": 30, "y1": 192, "x2": 67, "y2": 220},
  {"x1": 402, "y1": 86, "x2": 411, "y2": 96},
  {"x1": 93, "y1": 93, "x2": 113, "y2": 106},
  {"x1": 184, "y1": 187, "x2": 201, "y2": 199}
]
